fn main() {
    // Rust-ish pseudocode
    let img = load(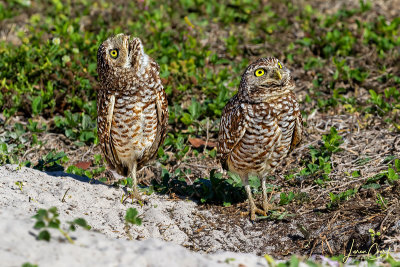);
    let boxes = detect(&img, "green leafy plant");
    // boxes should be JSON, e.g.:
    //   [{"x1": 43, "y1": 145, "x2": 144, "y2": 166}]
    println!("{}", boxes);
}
[
  {"x1": 289, "y1": 127, "x2": 343, "y2": 186},
  {"x1": 321, "y1": 127, "x2": 344, "y2": 154},
  {"x1": 368, "y1": 228, "x2": 381, "y2": 243},
  {"x1": 66, "y1": 165, "x2": 105, "y2": 179},
  {"x1": 327, "y1": 188, "x2": 358, "y2": 210},
  {"x1": 32, "y1": 207, "x2": 91, "y2": 244},
  {"x1": 279, "y1": 192, "x2": 295, "y2": 205},
  {"x1": 125, "y1": 208, "x2": 142, "y2": 226},
  {"x1": 376, "y1": 193, "x2": 388, "y2": 210},
  {"x1": 54, "y1": 111, "x2": 98, "y2": 145},
  {"x1": 15, "y1": 181, "x2": 24, "y2": 191},
  {"x1": 363, "y1": 161, "x2": 400, "y2": 189}
]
